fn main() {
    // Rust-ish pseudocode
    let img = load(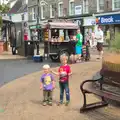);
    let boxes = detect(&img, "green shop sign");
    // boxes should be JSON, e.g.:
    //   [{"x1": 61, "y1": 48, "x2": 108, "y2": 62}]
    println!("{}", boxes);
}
[{"x1": 29, "y1": 25, "x2": 41, "y2": 29}]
